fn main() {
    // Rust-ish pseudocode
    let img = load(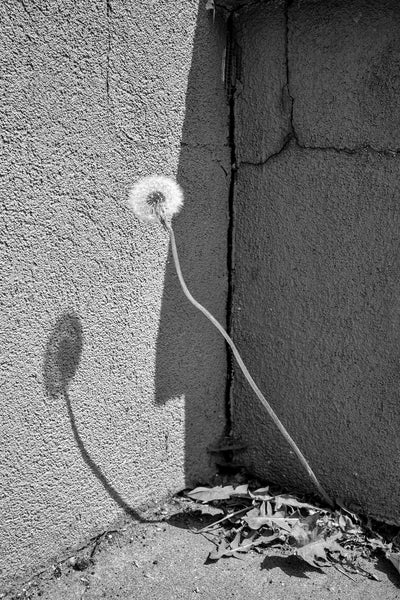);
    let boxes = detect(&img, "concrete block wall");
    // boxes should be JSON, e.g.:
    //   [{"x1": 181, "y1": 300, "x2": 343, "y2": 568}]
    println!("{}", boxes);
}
[
  {"x1": 3, "y1": 0, "x2": 400, "y2": 590},
  {"x1": 232, "y1": 0, "x2": 400, "y2": 524},
  {"x1": 1, "y1": 0, "x2": 229, "y2": 589}
]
